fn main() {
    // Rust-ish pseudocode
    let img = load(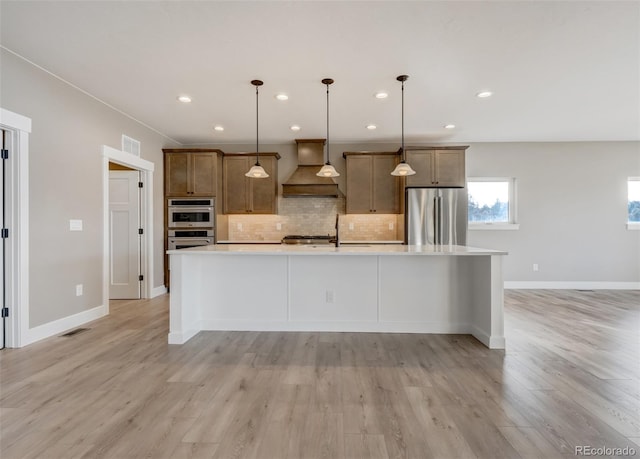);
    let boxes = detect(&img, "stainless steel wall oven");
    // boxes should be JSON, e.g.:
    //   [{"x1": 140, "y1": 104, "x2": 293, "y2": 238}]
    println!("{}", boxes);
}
[
  {"x1": 167, "y1": 198, "x2": 215, "y2": 229},
  {"x1": 167, "y1": 229, "x2": 214, "y2": 250}
]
